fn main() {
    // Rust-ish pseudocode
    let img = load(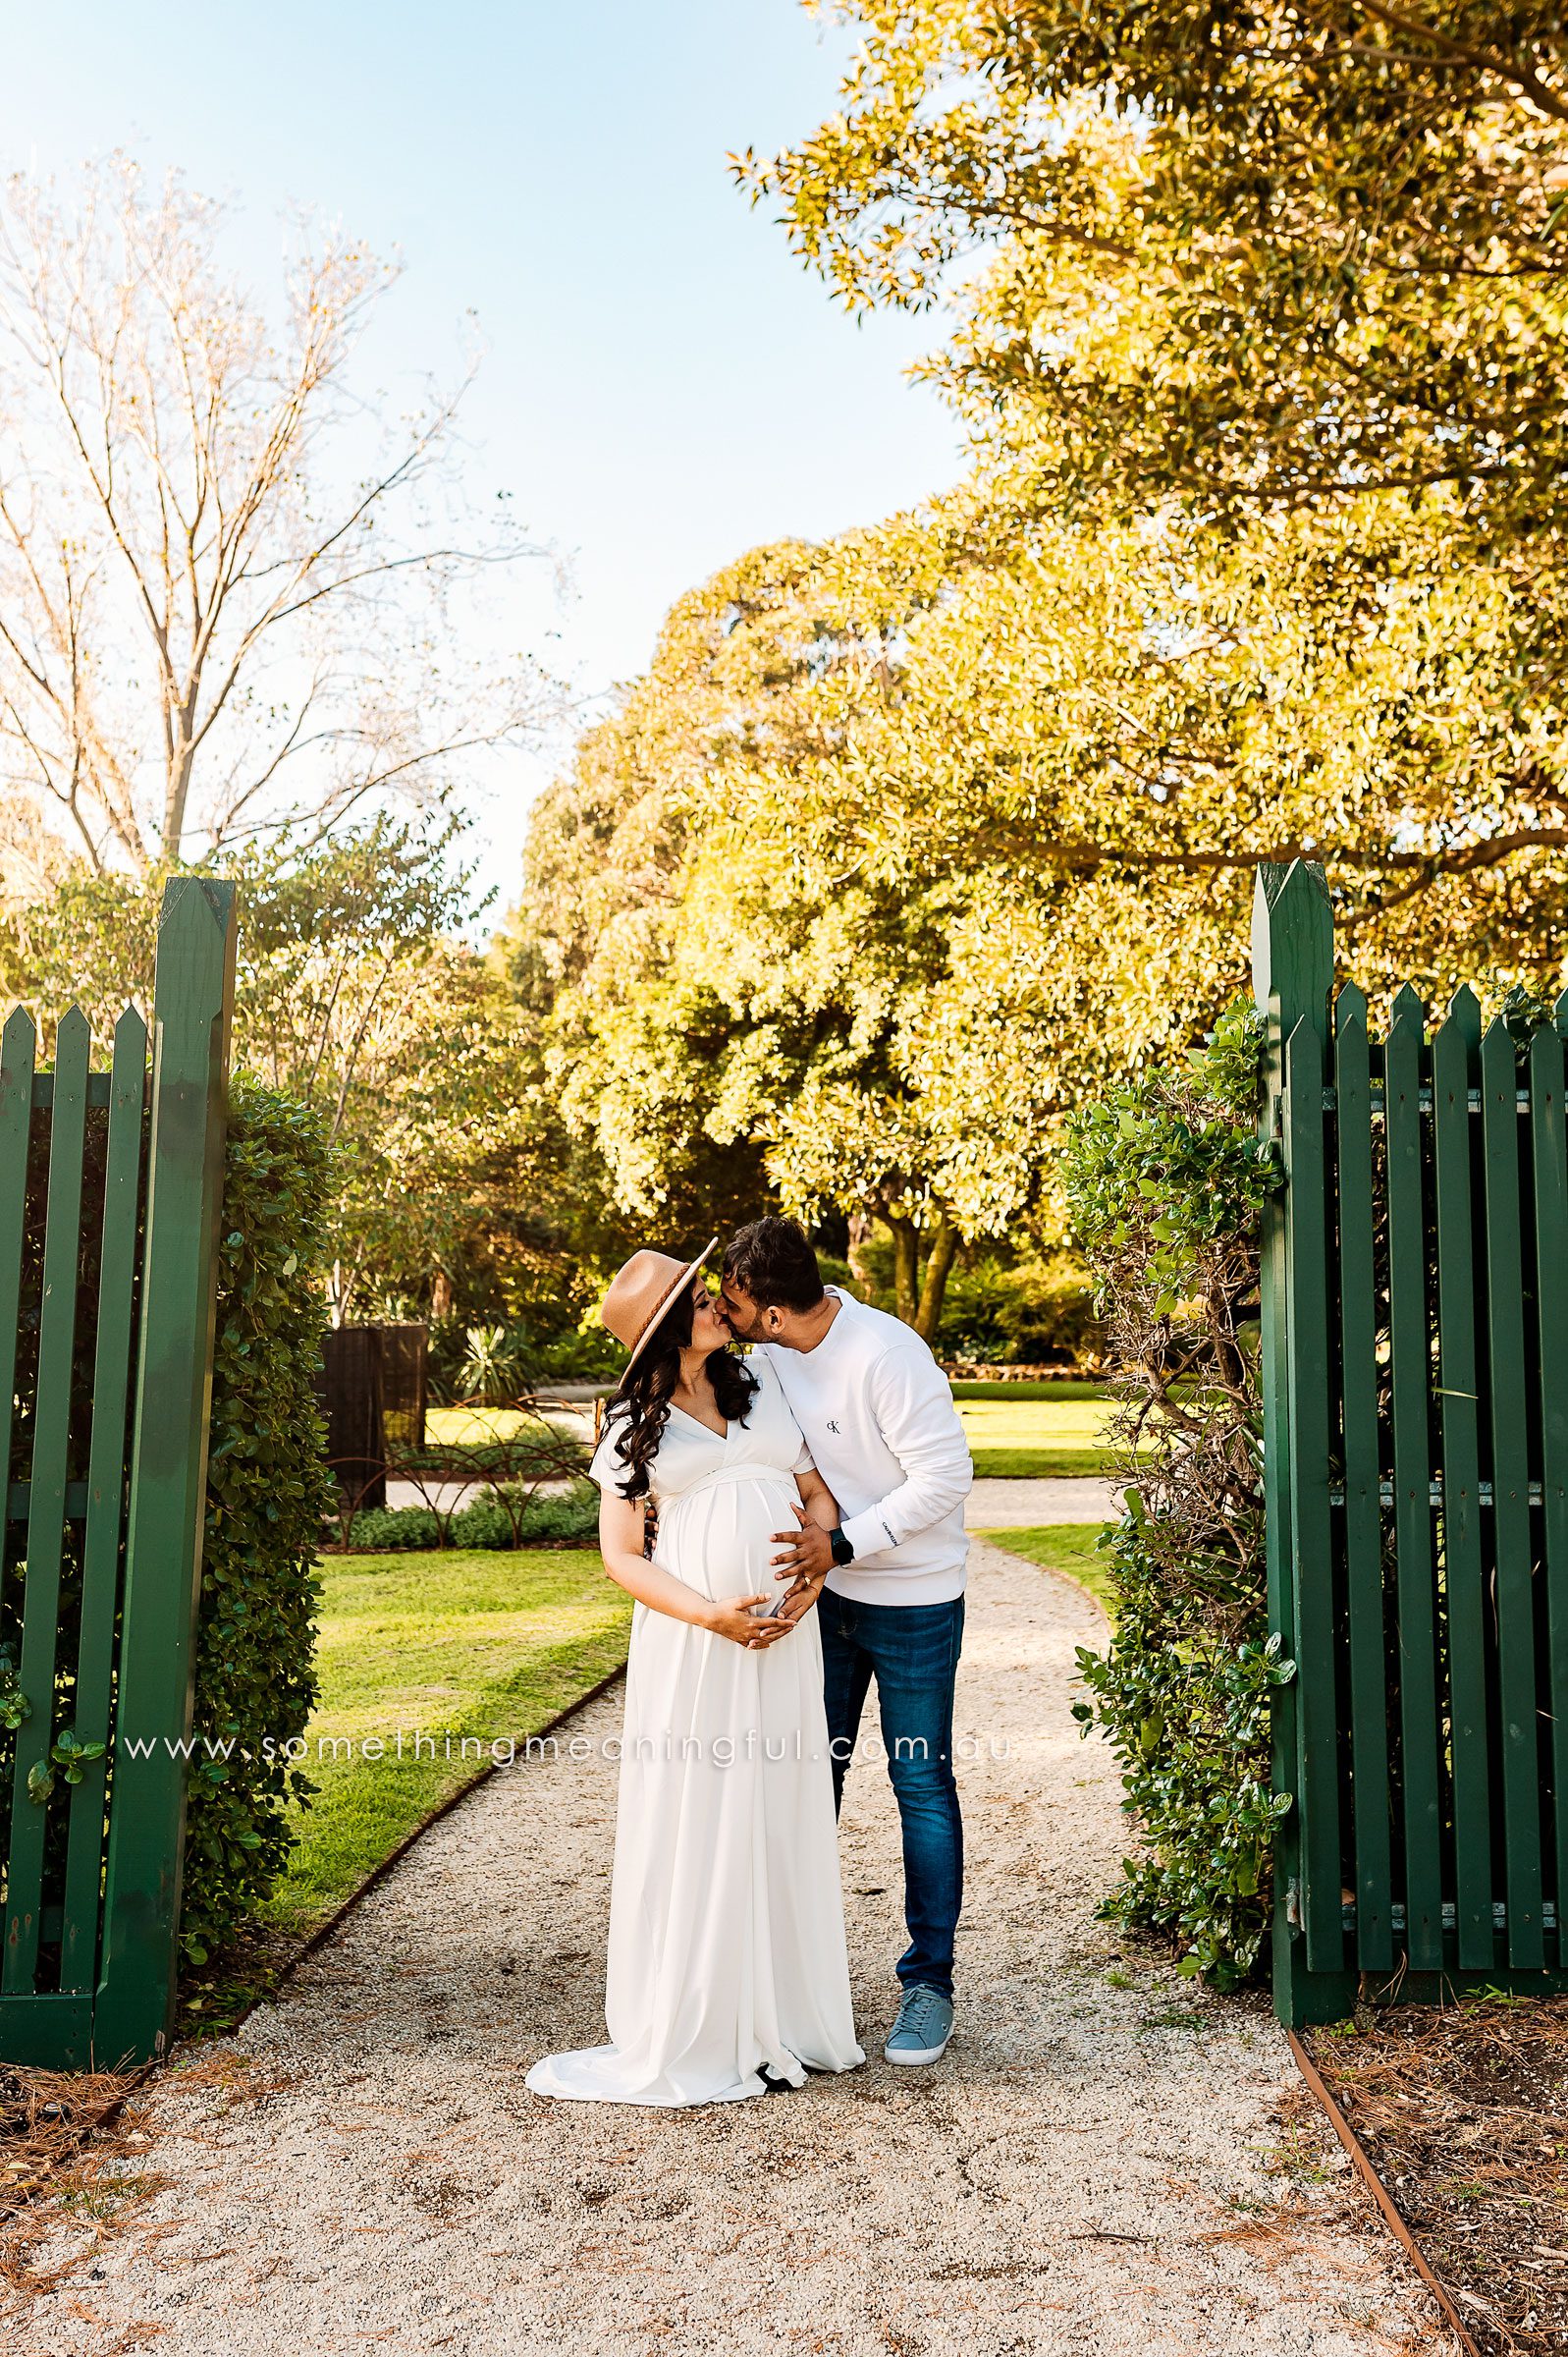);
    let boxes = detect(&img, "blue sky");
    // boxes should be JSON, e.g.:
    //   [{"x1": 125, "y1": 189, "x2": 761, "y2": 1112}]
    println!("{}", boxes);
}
[{"x1": 0, "y1": 2, "x2": 961, "y2": 907}]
